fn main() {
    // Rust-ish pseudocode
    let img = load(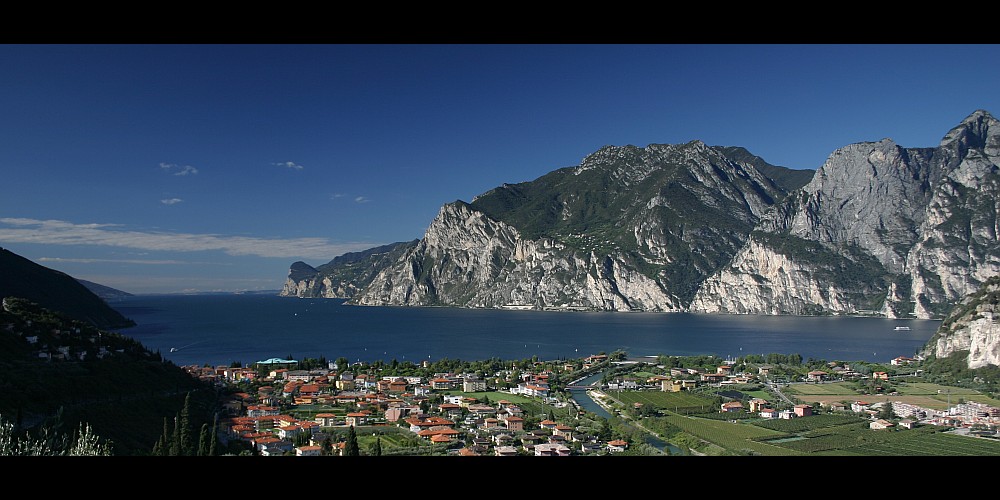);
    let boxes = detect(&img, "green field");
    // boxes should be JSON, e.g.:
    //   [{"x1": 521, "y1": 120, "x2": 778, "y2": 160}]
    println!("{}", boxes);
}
[
  {"x1": 783, "y1": 382, "x2": 859, "y2": 396},
  {"x1": 660, "y1": 414, "x2": 803, "y2": 456},
  {"x1": 613, "y1": 391, "x2": 717, "y2": 414},
  {"x1": 751, "y1": 414, "x2": 866, "y2": 433}
]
